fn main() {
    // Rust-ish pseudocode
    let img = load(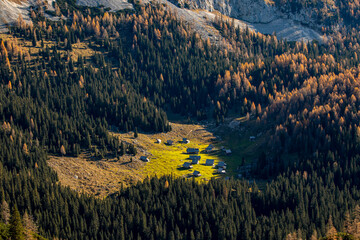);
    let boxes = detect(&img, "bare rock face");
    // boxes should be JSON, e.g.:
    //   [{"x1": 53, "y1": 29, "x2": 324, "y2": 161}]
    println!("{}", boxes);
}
[
  {"x1": 186, "y1": 0, "x2": 320, "y2": 27},
  {"x1": 77, "y1": 0, "x2": 133, "y2": 11},
  {"x1": 176, "y1": 0, "x2": 325, "y2": 42},
  {"x1": 0, "y1": 0, "x2": 58, "y2": 32},
  {"x1": 0, "y1": 0, "x2": 32, "y2": 32},
  {"x1": 190, "y1": 0, "x2": 279, "y2": 23}
]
